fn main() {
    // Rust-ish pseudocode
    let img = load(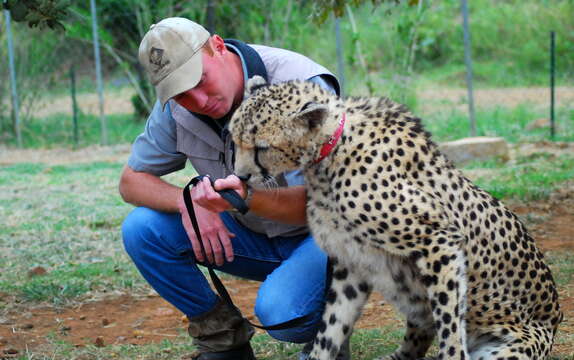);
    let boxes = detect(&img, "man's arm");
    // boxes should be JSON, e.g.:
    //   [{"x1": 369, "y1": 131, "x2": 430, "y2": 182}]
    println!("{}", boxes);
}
[
  {"x1": 193, "y1": 176, "x2": 307, "y2": 225},
  {"x1": 119, "y1": 165, "x2": 181, "y2": 212},
  {"x1": 248, "y1": 186, "x2": 307, "y2": 225}
]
